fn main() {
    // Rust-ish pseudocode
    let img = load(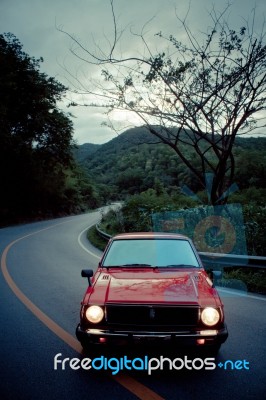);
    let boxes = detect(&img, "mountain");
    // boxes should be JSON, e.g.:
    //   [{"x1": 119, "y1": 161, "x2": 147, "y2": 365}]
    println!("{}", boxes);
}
[
  {"x1": 74, "y1": 126, "x2": 266, "y2": 201},
  {"x1": 73, "y1": 142, "x2": 101, "y2": 163},
  {"x1": 79, "y1": 127, "x2": 183, "y2": 193}
]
